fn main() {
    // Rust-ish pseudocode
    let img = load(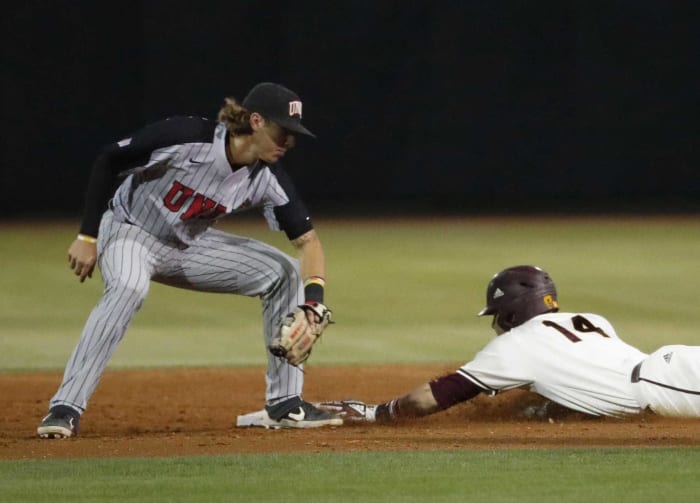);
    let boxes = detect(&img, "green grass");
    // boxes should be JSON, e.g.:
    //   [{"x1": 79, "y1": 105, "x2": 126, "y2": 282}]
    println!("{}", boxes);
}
[
  {"x1": 2, "y1": 217, "x2": 700, "y2": 502},
  {"x1": 1, "y1": 216, "x2": 699, "y2": 370},
  {"x1": 1, "y1": 448, "x2": 699, "y2": 502}
]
